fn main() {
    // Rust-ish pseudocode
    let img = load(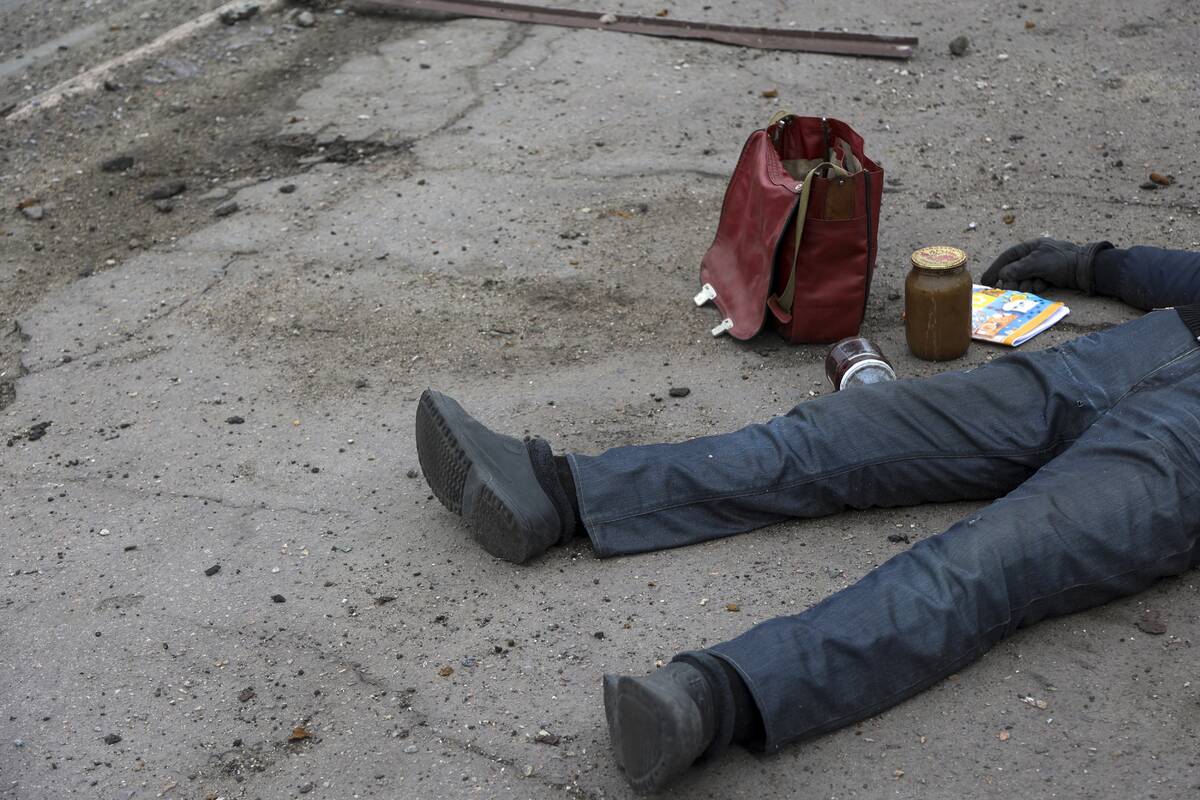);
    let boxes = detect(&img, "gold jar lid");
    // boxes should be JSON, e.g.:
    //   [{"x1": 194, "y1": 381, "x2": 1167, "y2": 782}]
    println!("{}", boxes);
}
[{"x1": 911, "y1": 245, "x2": 968, "y2": 270}]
